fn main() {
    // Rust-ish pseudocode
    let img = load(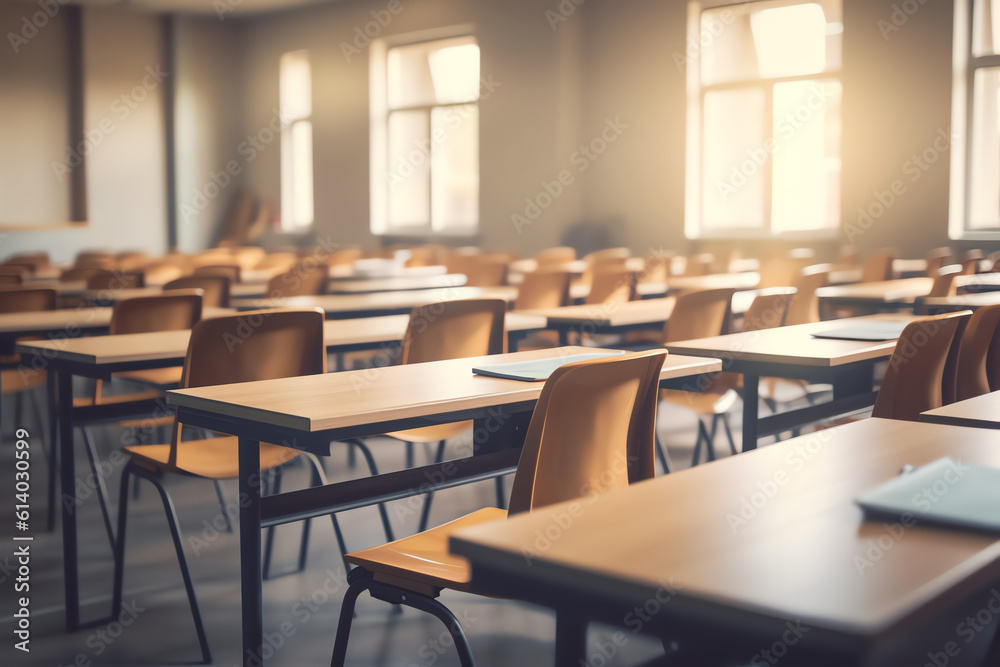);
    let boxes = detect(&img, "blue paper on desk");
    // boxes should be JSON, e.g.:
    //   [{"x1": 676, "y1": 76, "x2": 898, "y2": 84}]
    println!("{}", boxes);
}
[
  {"x1": 472, "y1": 351, "x2": 626, "y2": 382},
  {"x1": 810, "y1": 320, "x2": 909, "y2": 341},
  {"x1": 856, "y1": 457, "x2": 1000, "y2": 533}
]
